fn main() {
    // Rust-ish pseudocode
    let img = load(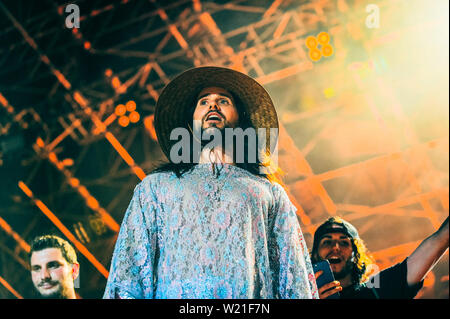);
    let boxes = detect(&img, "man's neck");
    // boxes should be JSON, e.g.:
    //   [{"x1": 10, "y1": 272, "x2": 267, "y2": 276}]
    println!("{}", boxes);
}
[
  {"x1": 199, "y1": 147, "x2": 235, "y2": 165},
  {"x1": 339, "y1": 274, "x2": 354, "y2": 289}
]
